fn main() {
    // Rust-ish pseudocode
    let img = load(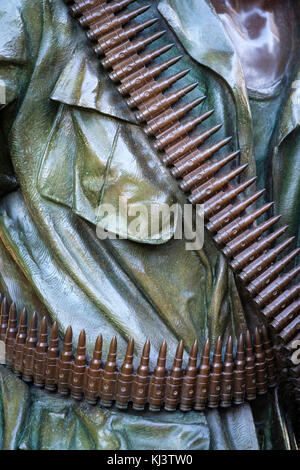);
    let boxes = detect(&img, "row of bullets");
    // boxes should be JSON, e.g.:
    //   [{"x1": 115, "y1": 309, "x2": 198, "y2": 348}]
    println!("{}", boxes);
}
[
  {"x1": 0, "y1": 295, "x2": 278, "y2": 411},
  {"x1": 63, "y1": 0, "x2": 299, "y2": 433}
]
